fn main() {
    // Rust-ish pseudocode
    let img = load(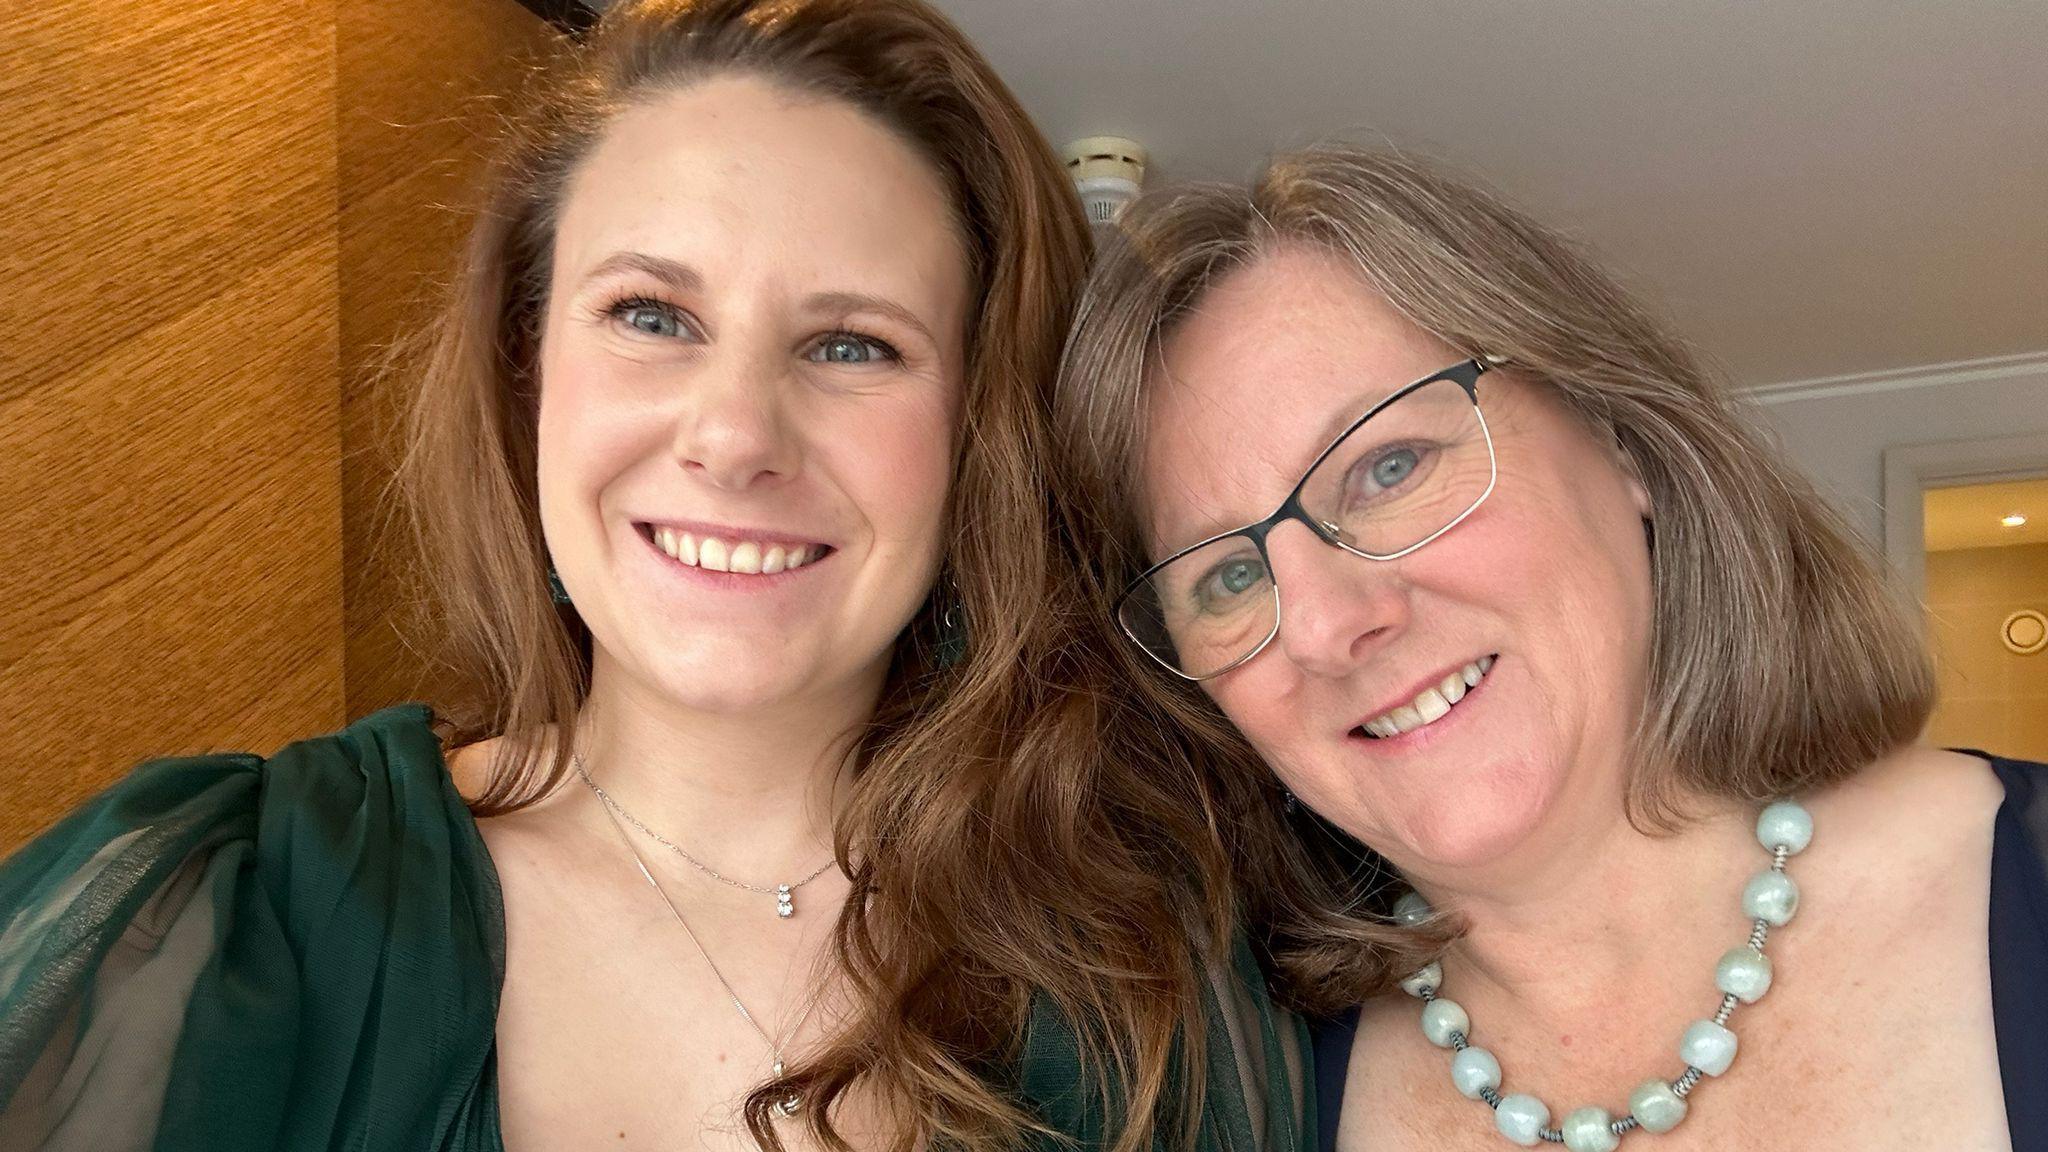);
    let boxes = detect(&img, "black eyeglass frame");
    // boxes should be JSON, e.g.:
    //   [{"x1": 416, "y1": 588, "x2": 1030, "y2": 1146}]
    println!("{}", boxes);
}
[{"x1": 1115, "y1": 356, "x2": 1501, "y2": 681}]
